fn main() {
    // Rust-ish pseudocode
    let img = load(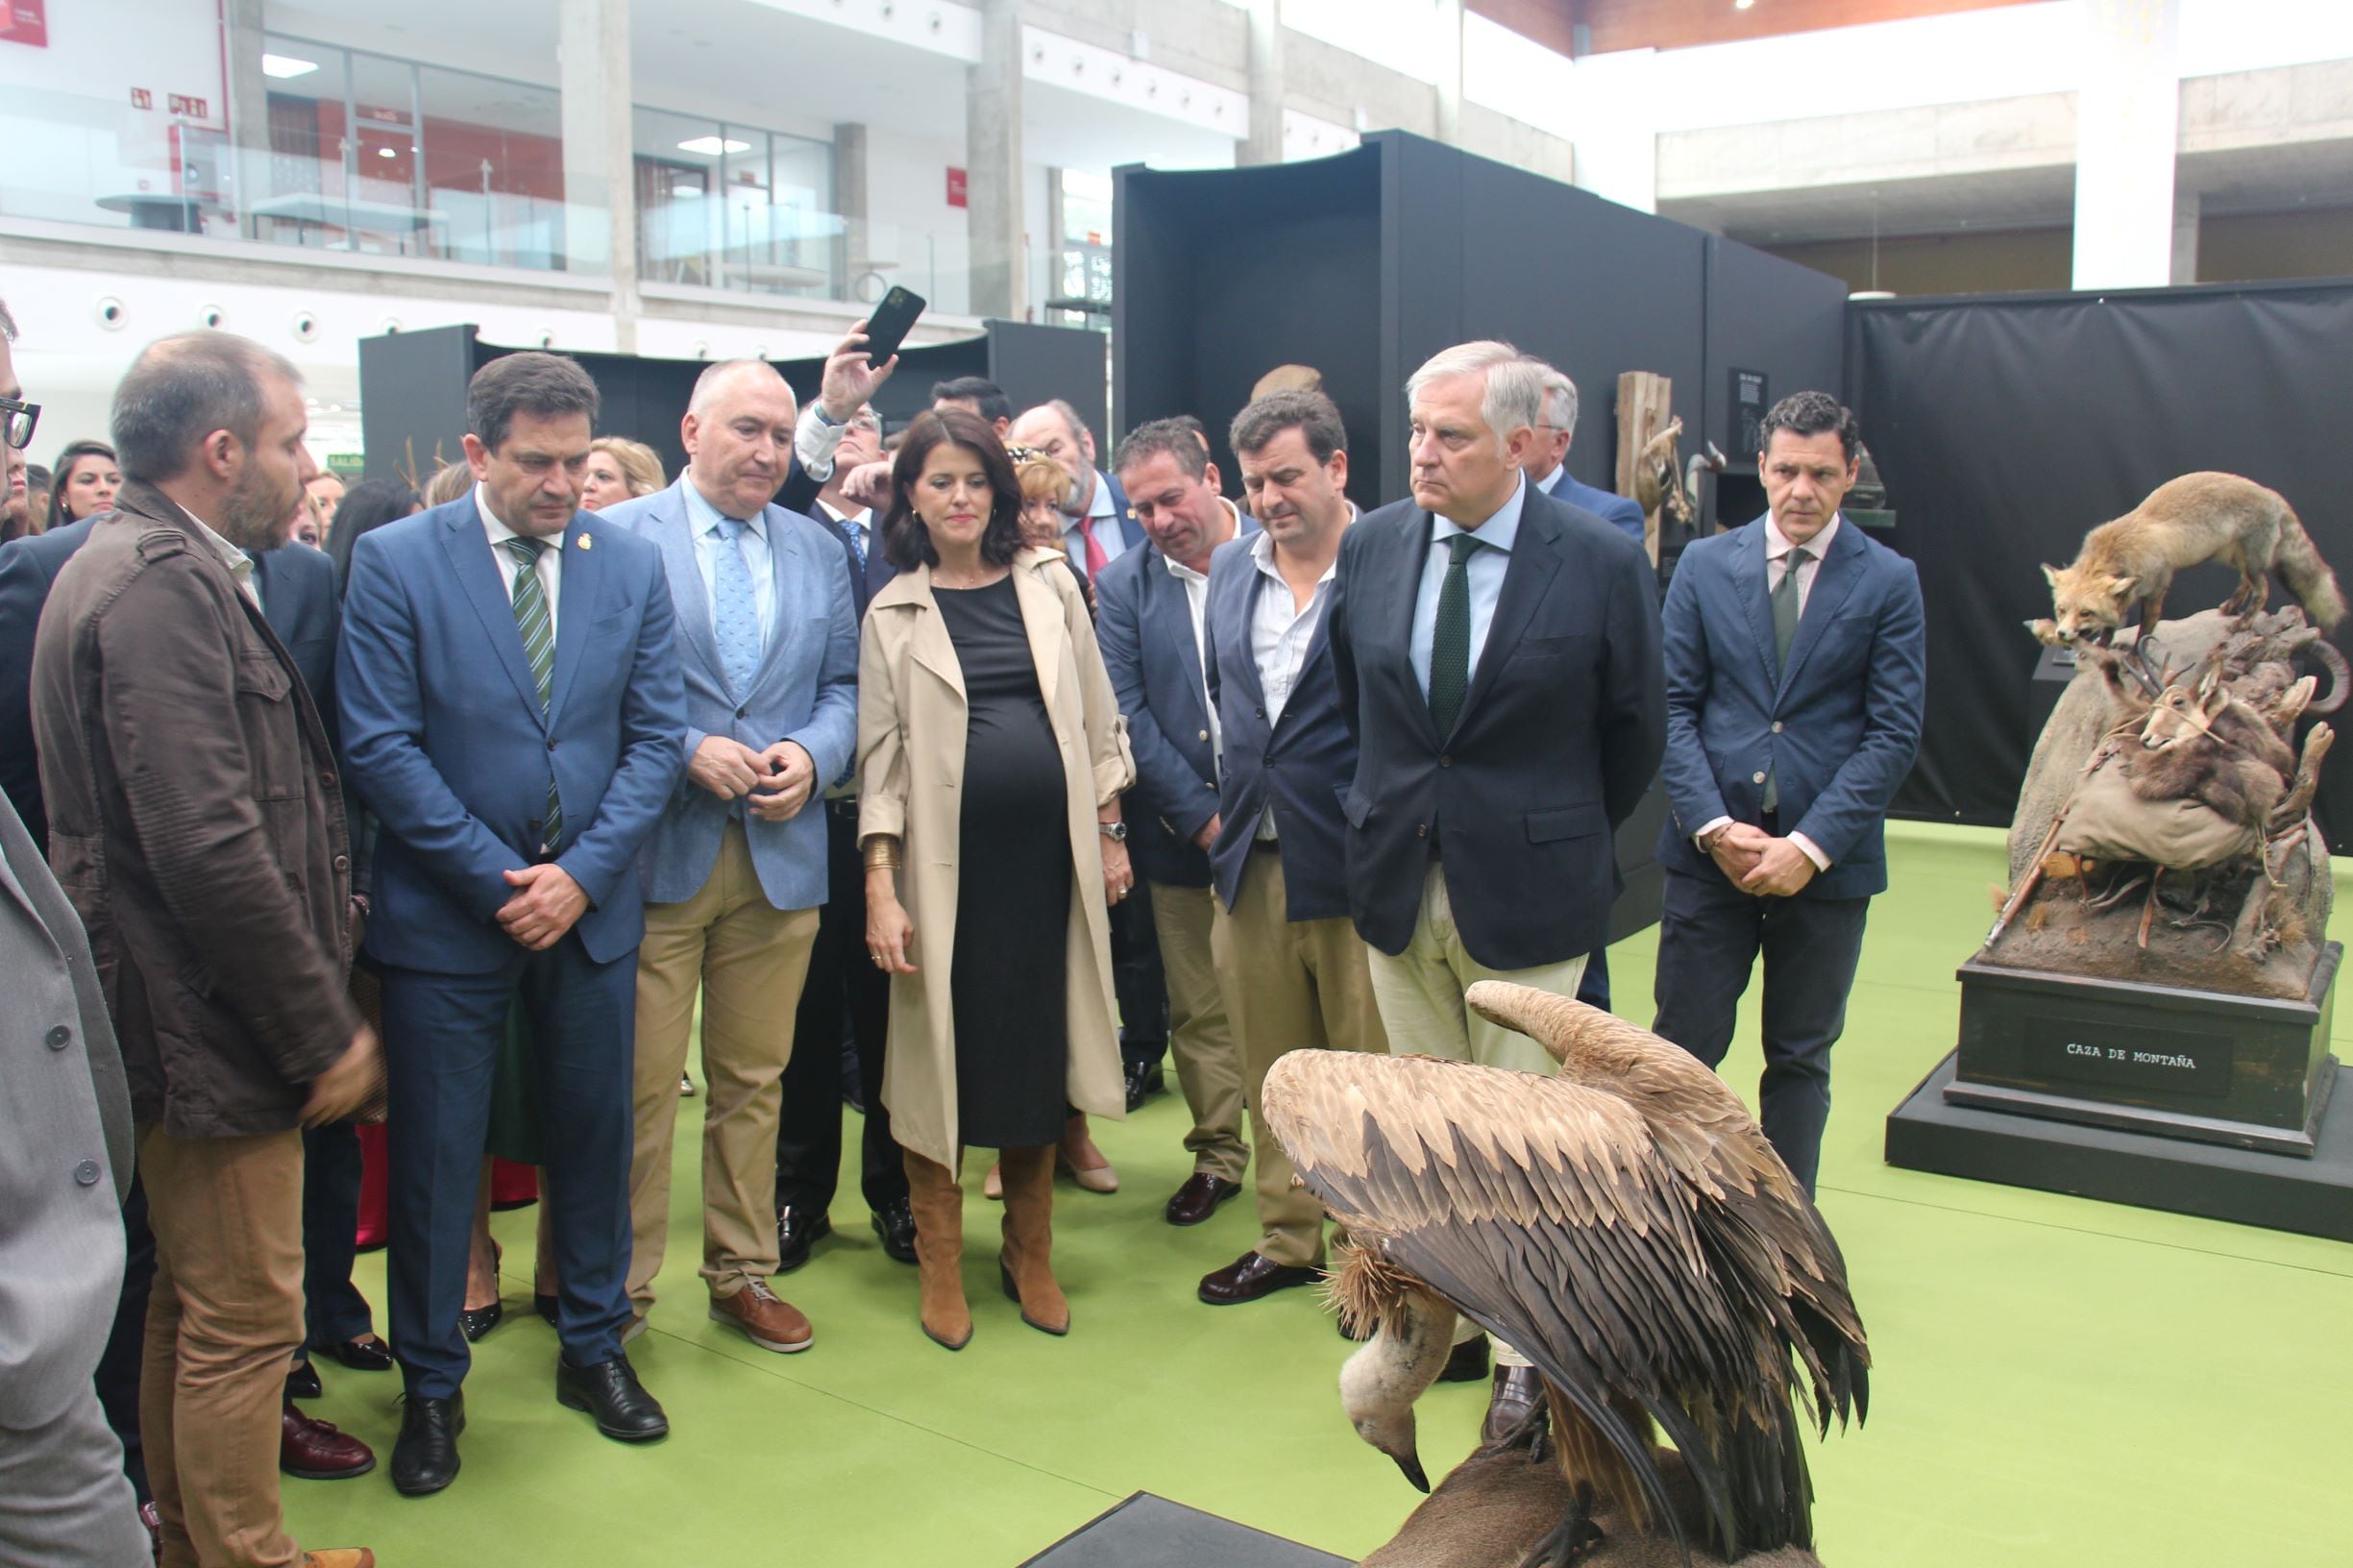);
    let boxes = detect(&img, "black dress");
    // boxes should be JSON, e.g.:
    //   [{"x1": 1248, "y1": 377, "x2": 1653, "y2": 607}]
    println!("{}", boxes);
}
[{"x1": 934, "y1": 574, "x2": 1071, "y2": 1150}]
